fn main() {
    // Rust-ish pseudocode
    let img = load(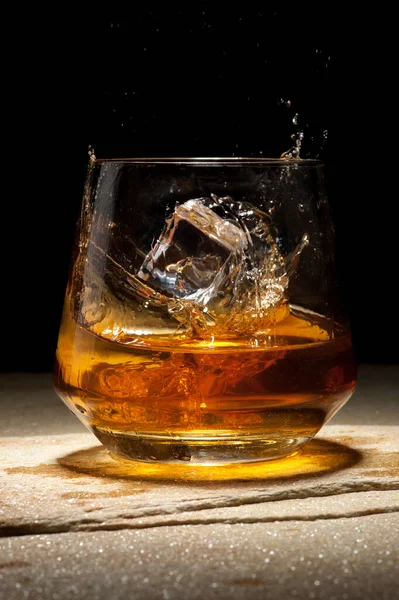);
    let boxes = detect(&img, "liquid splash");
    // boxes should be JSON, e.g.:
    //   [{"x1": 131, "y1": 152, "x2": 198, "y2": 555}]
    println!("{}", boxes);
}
[
  {"x1": 88, "y1": 146, "x2": 96, "y2": 163},
  {"x1": 279, "y1": 103, "x2": 305, "y2": 159}
]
